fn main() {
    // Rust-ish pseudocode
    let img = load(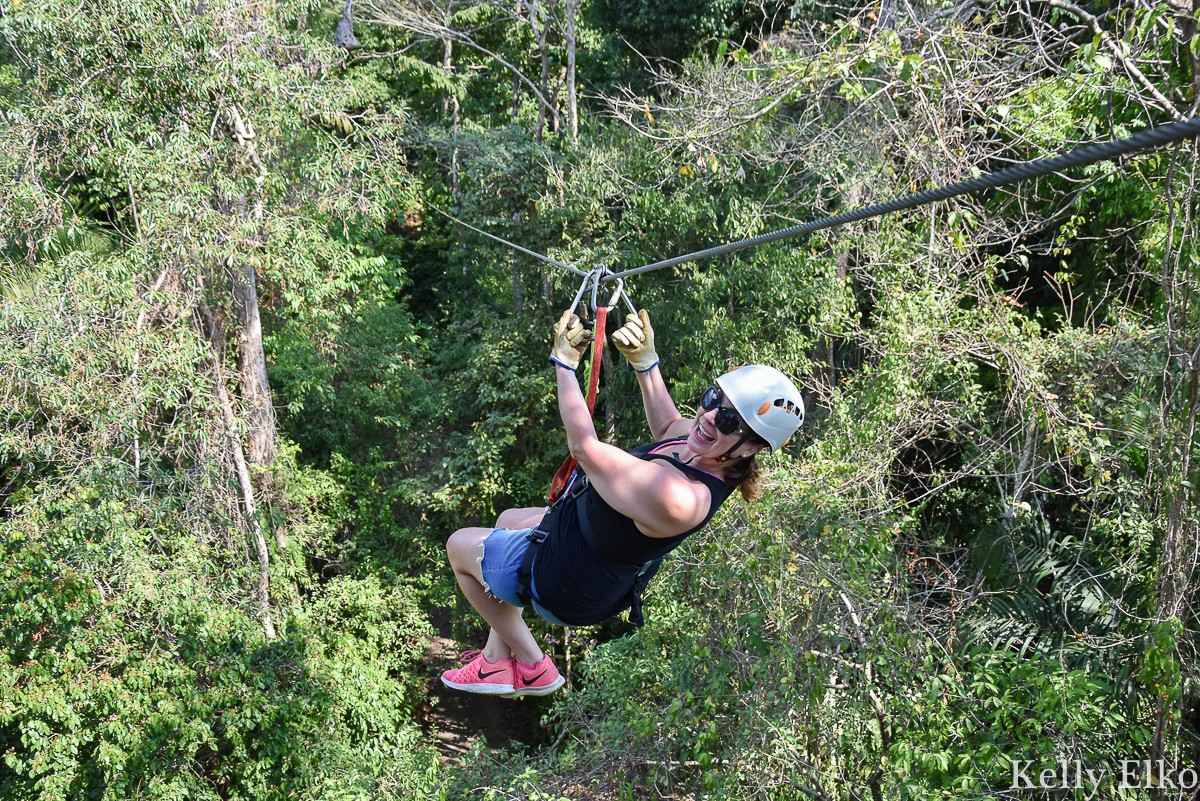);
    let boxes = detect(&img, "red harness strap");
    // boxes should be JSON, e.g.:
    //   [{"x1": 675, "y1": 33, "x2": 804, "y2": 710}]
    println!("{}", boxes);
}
[{"x1": 548, "y1": 305, "x2": 607, "y2": 504}]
